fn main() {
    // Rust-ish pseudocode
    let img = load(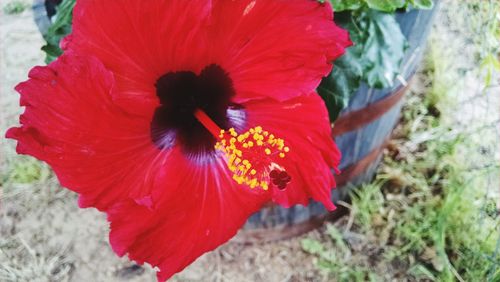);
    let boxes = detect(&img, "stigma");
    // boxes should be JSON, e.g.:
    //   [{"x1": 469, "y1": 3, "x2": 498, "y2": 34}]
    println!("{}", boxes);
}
[{"x1": 194, "y1": 109, "x2": 291, "y2": 190}]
